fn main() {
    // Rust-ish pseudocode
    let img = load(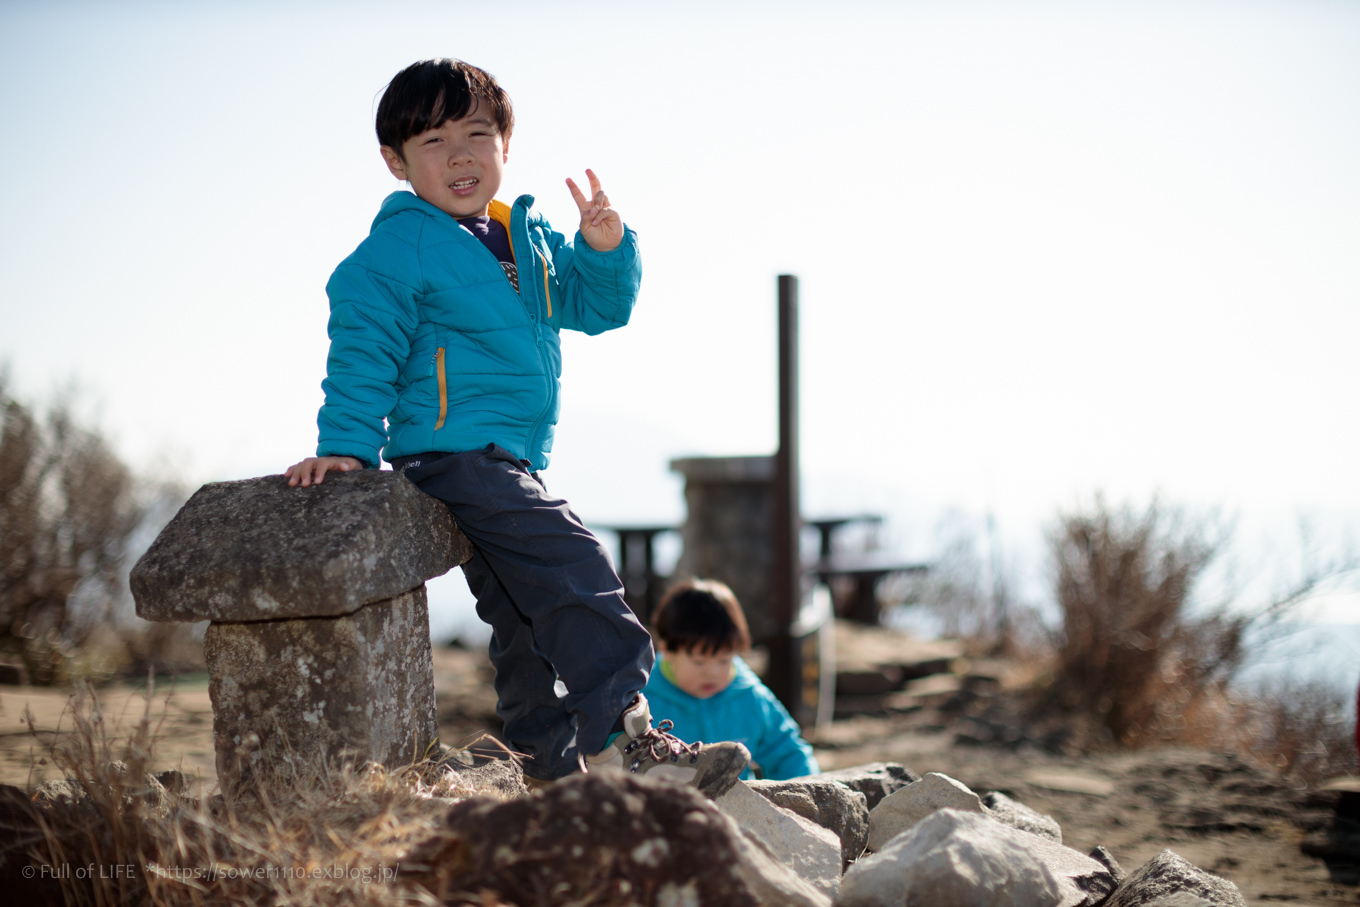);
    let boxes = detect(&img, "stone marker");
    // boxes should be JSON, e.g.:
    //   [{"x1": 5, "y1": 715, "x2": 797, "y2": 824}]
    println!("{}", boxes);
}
[
  {"x1": 204, "y1": 587, "x2": 437, "y2": 785},
  {"x1": 867, "y1": 771, "x2": 984, "y2": 852},
  {"x1": 838, "y1": 808, "x2": 1063, "y2": 907},
  {"x1": 130, "y1": 471, "x2": 471, "y2": 789},
  {"x1": 715, "y1": 780, "x2": 843, "y2": 897},
  {"x1": 131, "y1": 471, "x2": 467, "y2": 622}
]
